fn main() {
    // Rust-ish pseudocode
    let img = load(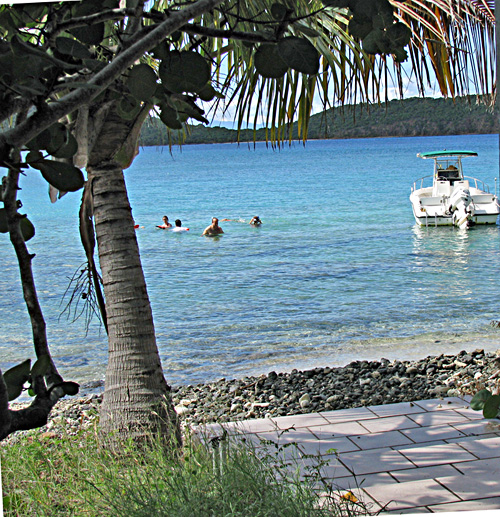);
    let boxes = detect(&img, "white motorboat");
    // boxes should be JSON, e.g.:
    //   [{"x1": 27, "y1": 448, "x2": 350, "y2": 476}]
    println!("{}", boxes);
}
[{"x1": 410, "y1": 150, "x2": 500, "y2": 229}]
